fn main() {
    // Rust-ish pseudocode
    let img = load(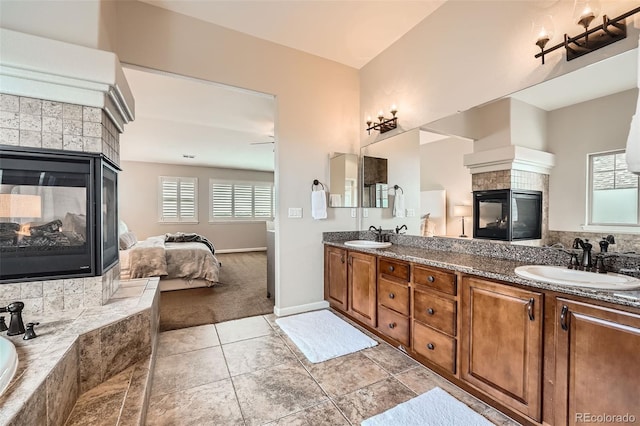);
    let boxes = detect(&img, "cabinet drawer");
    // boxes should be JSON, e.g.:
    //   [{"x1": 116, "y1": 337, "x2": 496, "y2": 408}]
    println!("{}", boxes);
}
[
  {"x1": 414, "y1": 289, "x2": 457, "y2": 336},
  {"x1": 378, "y1": 277, "x2": 410, "y2": 316},
  {"x1": 377, "y1": 305, "x2": 410, "y2": 346},
  {"x1": 379, "y1": 258, "x2": 410, "y2": 282},
  {"x1": 414, "y1": 265, "x2": 456, "y2": 296},
  {"x1": 413, "y1": 321, "x2": 456, "y2": 374}
]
